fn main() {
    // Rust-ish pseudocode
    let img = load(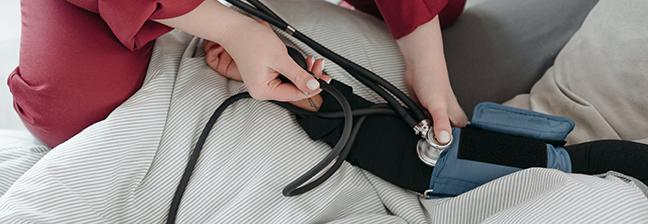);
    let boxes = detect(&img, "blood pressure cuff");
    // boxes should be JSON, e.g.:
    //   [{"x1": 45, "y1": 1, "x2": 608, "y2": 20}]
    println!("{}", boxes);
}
[{"x1": 429, "y1": 103, "x2": 575, "y2": 196}]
